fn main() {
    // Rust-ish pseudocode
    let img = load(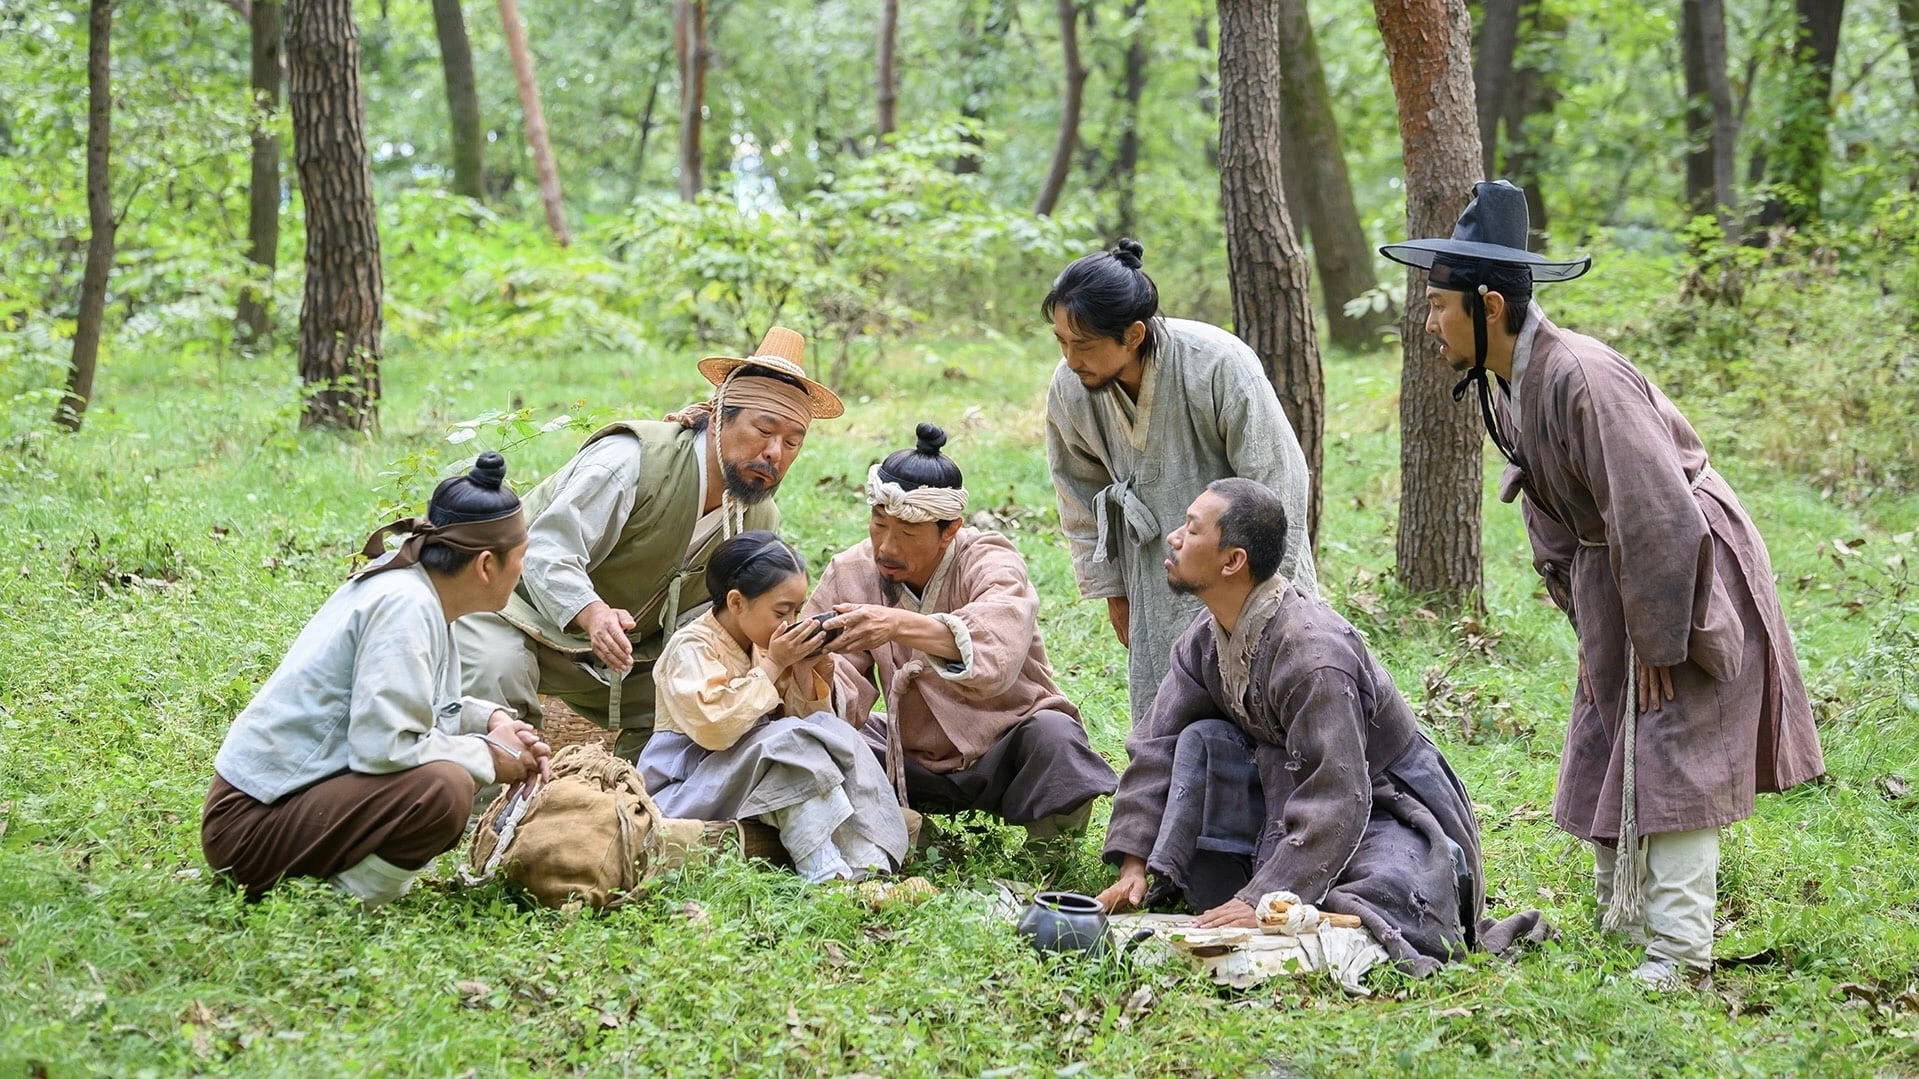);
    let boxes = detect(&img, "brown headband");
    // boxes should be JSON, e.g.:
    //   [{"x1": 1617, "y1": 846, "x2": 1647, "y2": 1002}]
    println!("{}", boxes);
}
[
  {"x1": 351, "y1": 509, "x2": 528, "y2": 581},
  {"x1": 719, "y1": 375, "x2": 813, "y2": 430}
]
